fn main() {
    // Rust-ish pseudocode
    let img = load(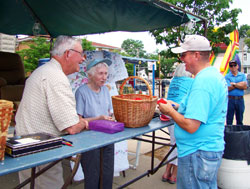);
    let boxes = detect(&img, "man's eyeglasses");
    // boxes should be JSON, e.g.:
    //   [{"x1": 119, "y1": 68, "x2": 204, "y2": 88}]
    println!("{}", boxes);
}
[
  {"x1": 229, "y1": 64, "x2": 237, "y2": 67},
  {"x1": 69, "y1": 49, "x2": 85, "y2": 57},
  {"x1": 180, "y1": 52, "x2": 188, "y2": 58},
  {"x1": 177, "y1": 52, "x2": 189, "y2": 62},
  {"x1": 180, "y1": 51, "x2": 197, "y2": 58}
]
